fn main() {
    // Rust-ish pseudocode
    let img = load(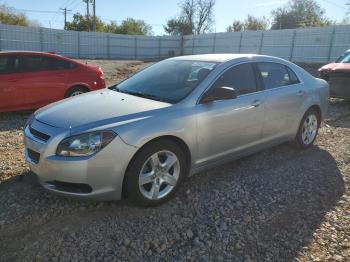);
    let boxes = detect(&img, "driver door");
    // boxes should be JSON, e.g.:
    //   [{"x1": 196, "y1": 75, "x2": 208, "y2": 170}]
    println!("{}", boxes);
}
[{"x1": 195, "y1": 63, "x2": 266, "y2": 166}]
